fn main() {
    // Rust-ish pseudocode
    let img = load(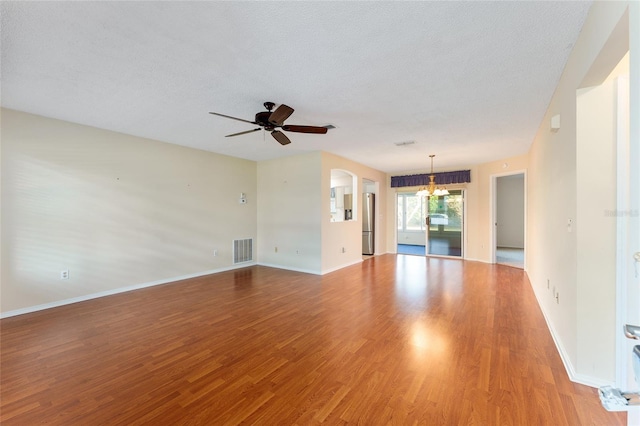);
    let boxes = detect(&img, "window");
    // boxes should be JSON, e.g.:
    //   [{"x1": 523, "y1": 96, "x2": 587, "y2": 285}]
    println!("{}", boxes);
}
[{"x1": 397, "y1": 193, "x2": 426, "y2": 232}]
